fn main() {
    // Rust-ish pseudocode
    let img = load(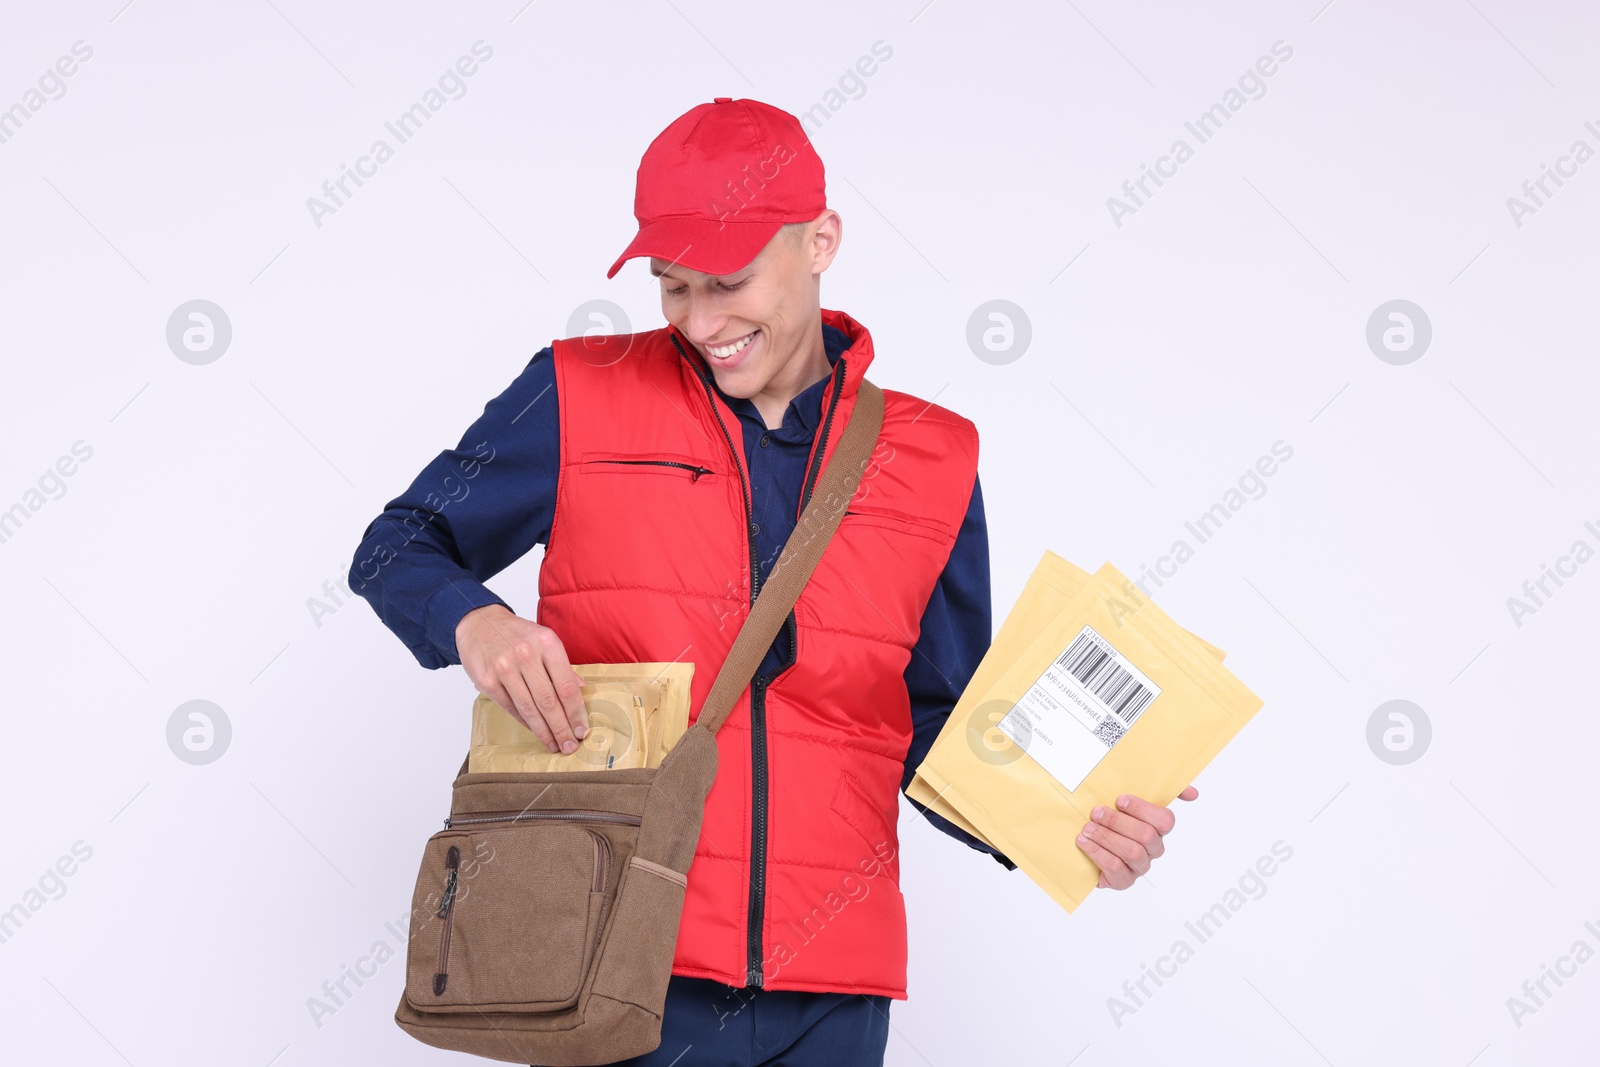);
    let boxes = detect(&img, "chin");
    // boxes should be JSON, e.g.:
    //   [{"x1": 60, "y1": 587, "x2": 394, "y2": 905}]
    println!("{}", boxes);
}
[{"x1": 709, "y1": 367, "x2": 764, "y2": 398}]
